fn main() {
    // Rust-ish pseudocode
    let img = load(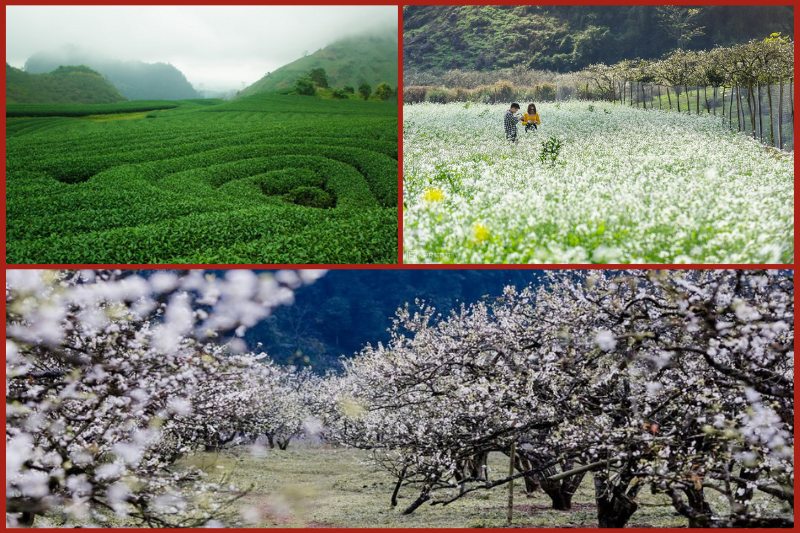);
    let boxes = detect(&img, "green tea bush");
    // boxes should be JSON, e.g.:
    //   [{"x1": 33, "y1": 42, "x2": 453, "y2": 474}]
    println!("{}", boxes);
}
[
  {"x1": 6, "y1": 93, "x2": 398, "y2": 264},
  {"x1": 284, "y1": 186, "x2": 335, "y2": 208}
]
